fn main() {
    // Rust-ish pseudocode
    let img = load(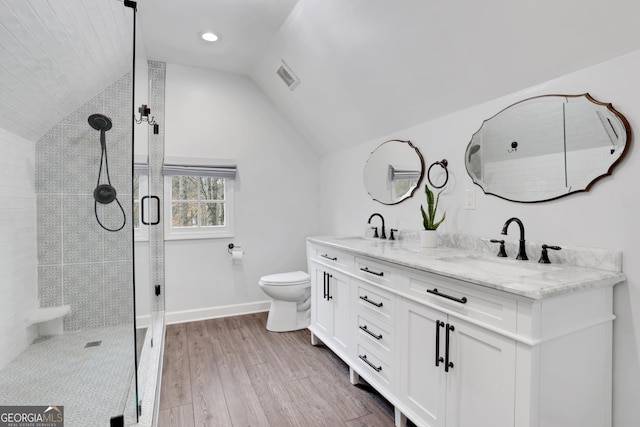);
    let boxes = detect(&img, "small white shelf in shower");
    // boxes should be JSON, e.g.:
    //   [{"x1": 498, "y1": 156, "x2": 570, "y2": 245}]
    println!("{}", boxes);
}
[{"x1": 26, "y1": 305, "x2": 71, "y2": 336}]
